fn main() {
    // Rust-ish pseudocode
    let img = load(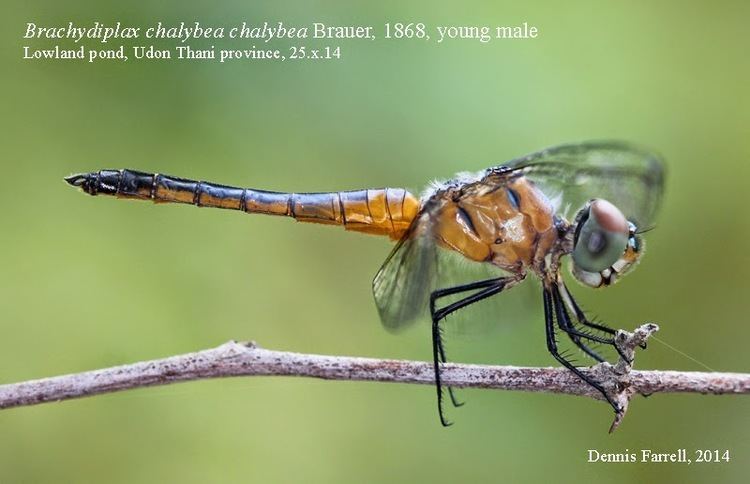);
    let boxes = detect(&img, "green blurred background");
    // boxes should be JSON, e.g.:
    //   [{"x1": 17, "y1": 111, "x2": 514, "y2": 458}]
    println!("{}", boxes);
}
[{"x1": 1, "y1": 1, "x2": 748, "y2": 482}]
